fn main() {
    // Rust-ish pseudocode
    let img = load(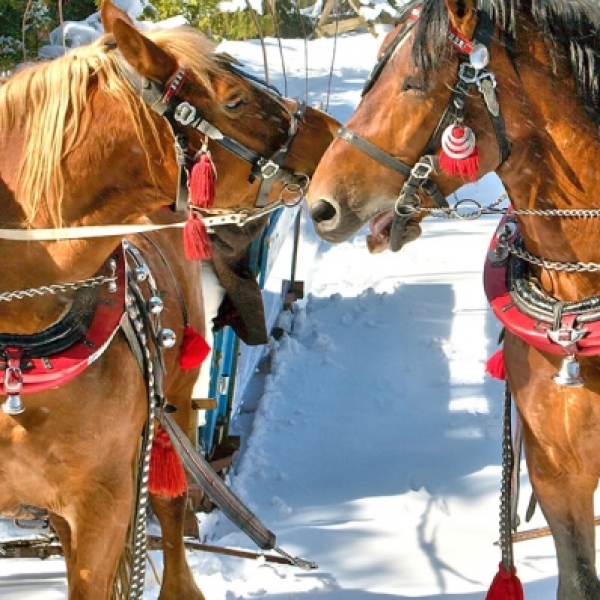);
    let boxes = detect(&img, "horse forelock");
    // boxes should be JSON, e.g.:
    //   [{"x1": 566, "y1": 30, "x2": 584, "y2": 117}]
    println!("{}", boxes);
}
[
  {"x1": 0, "y1": 26, "x2": 225, "y2": 227},
  {"x1": 408, "y1": 0, "x2": 600, "y2": 123}
]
